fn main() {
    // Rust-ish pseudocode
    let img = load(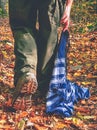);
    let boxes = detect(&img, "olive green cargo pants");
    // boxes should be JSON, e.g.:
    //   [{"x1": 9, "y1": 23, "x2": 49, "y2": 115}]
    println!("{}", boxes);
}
[{"x1": 9, "y1": 0, "x2": 65, "y2": 94}]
